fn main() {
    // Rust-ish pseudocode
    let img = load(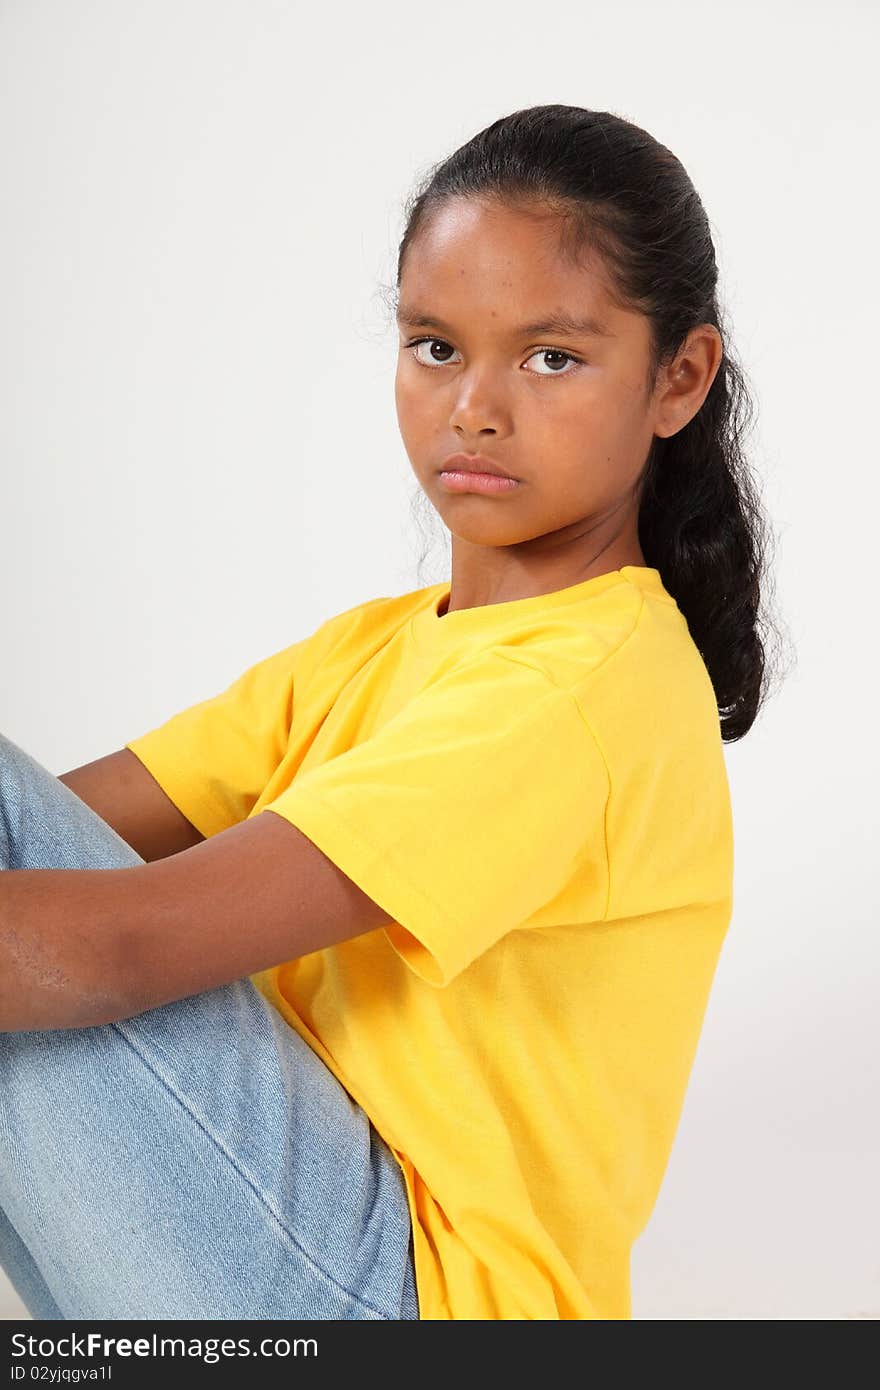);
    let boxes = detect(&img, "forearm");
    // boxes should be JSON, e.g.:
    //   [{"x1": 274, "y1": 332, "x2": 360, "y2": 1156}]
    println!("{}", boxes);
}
[
  {"x1": 0, "y1": 868, "x2": 138, "y2": 1032},
  {"x1": 1, "y1": 811, "x2": 388, "y2": 1034}
]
